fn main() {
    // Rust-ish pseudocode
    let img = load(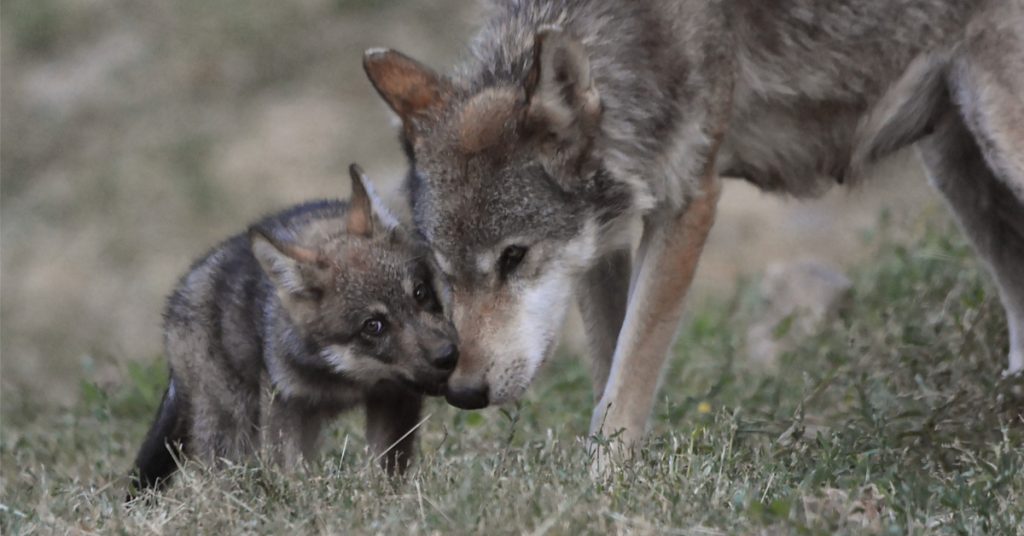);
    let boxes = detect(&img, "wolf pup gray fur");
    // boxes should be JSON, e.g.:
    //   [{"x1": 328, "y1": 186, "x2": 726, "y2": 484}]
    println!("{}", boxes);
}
[
  {"x1": 130, "y1": 165, "x2": 458, "y2": 494},
  {"x1": 363, "y1": 0, "x2": 1024, "y2": 449}
]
